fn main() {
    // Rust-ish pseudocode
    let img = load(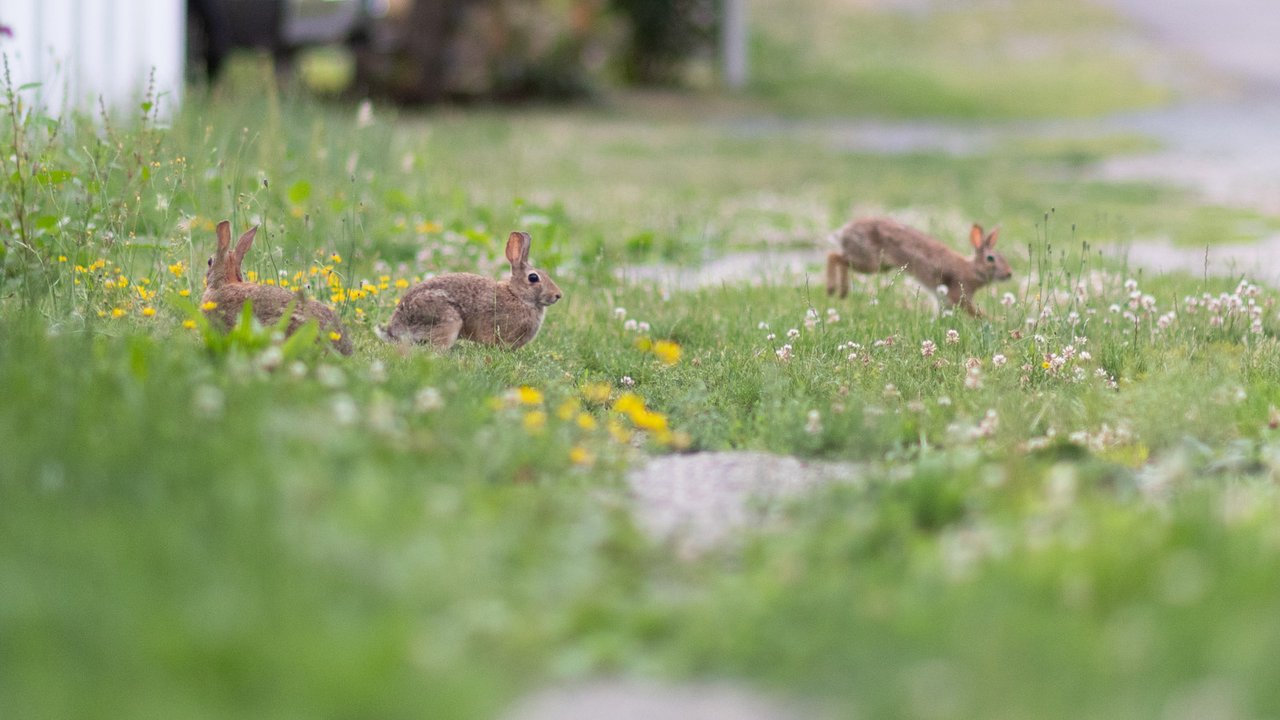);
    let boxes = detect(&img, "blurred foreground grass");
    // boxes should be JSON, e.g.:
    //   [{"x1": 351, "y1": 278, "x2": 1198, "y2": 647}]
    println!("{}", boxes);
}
[{"x1": 6, "y1": 1, "x2": 1280, "y2": 718}]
